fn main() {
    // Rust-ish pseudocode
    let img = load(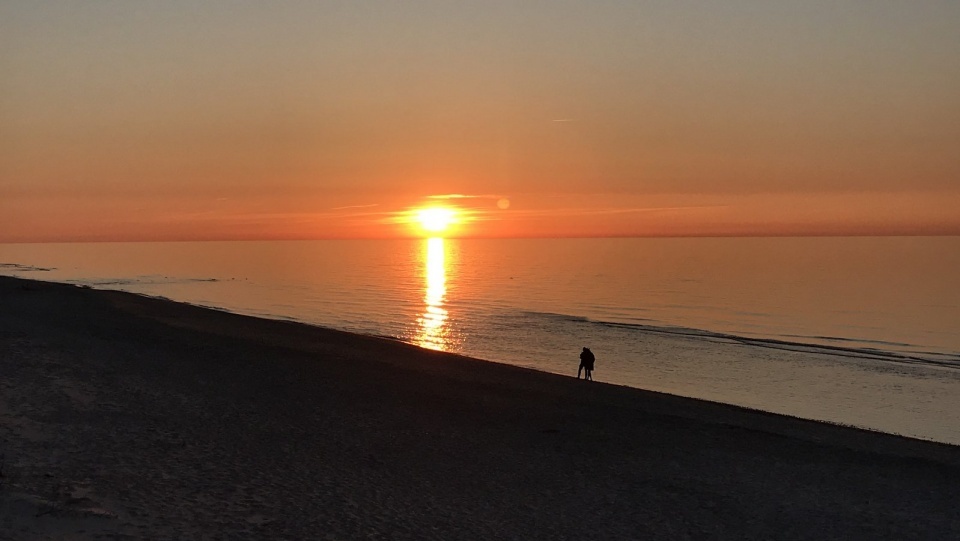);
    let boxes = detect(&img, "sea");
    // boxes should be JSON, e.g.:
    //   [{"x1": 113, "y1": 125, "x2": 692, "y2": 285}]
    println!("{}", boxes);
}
[{"x1": 2, "y1": 237, "x2": 959, "y2": 444}]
